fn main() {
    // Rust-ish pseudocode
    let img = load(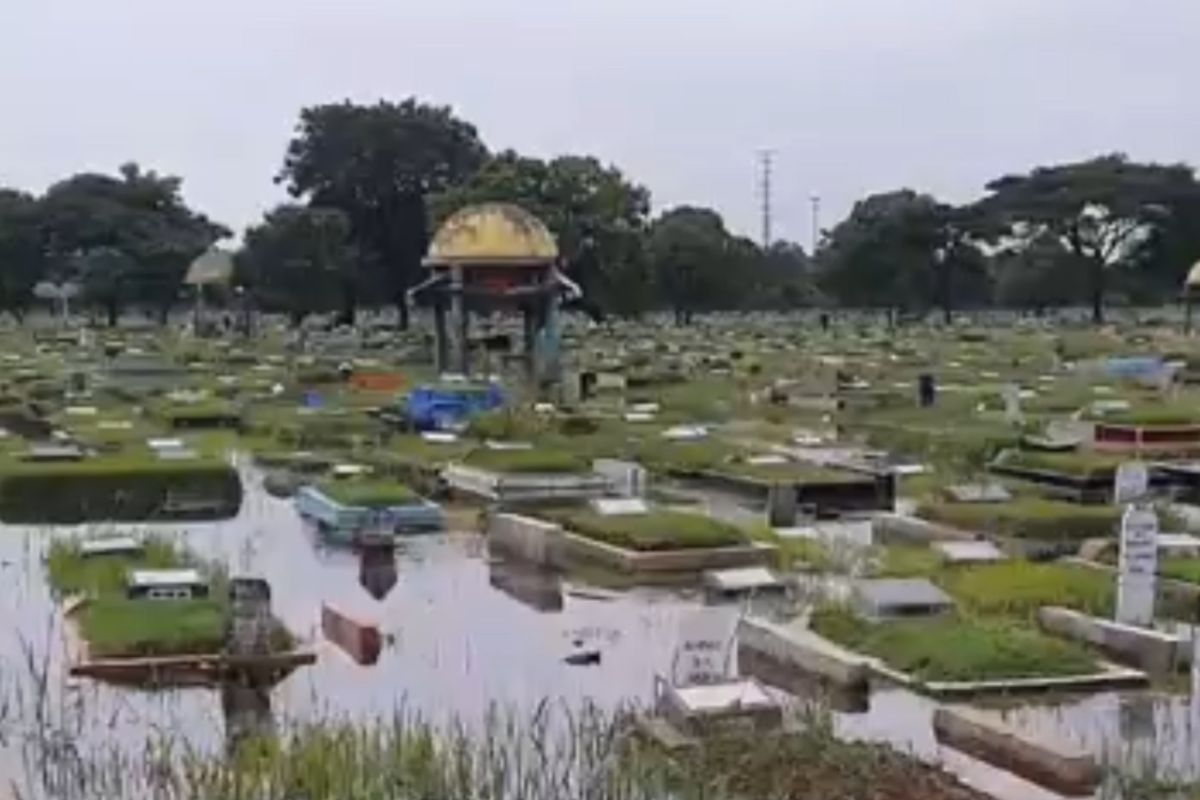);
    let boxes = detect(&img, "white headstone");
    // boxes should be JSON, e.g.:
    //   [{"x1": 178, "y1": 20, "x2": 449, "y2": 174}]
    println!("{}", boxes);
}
[
  {"x1": 1115, "y1": 462, "x2": 1149, "y2": 505},
  {"x1": 670, "y1": 609, "x2": 737, "y2": 687},
  {"x1": 1116, "y1": 505, "x2": 1158, "y2": 627},
  {"x1": 590, "y1": 497, "x2": 650, "y2": 516},
  {"x1": 593, "y1": 459, "x2": 647, "y2": 498}
]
